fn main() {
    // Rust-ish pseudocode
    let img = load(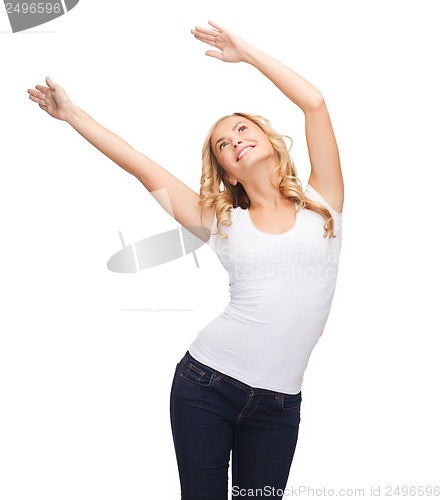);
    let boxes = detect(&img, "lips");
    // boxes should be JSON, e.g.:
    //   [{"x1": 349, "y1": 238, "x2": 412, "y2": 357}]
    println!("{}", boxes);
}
[{"x1": 236, "y1": 146, "x2": 255, "y2": 162}]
